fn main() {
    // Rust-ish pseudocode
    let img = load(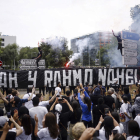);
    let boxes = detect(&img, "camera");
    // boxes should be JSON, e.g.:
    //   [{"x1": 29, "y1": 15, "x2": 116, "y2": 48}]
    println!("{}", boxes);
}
[
  {"x1": 112, "y1": 130, "x2": 118, "y2": 136},
  {"x1": 7, "y1": 112, "x2": 11, "y2": 118},
  {"x1": 104, "y1": 108, "x2": 109, "y2": 115}
]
